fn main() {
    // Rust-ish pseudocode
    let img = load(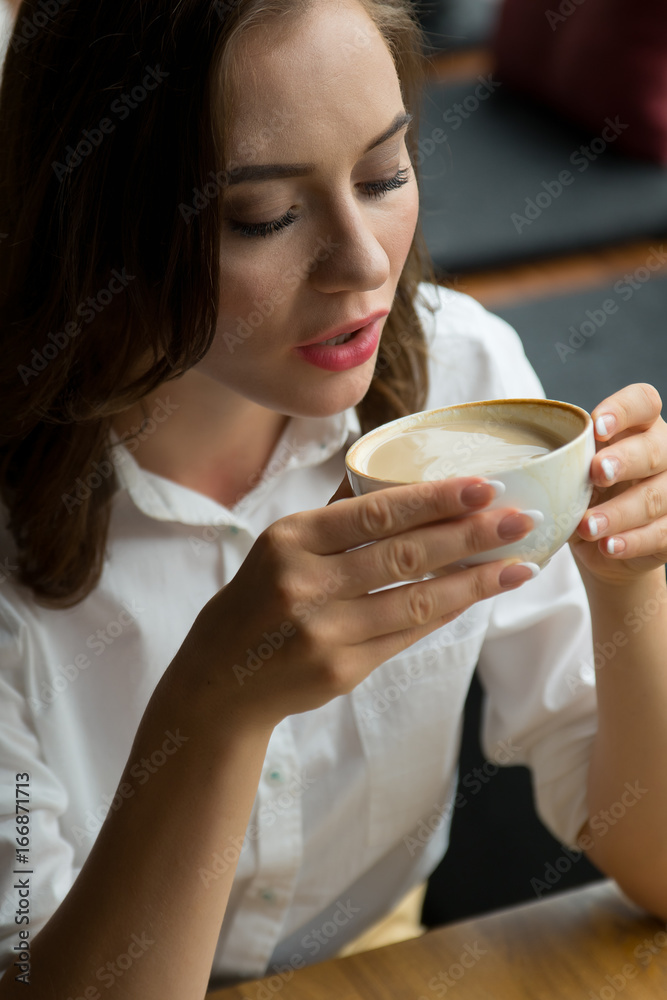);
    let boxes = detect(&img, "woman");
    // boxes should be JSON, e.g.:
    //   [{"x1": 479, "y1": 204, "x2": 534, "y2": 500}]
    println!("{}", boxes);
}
[{"x1": 1, "y1": 0, "x2": 667, "y2": 996}]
